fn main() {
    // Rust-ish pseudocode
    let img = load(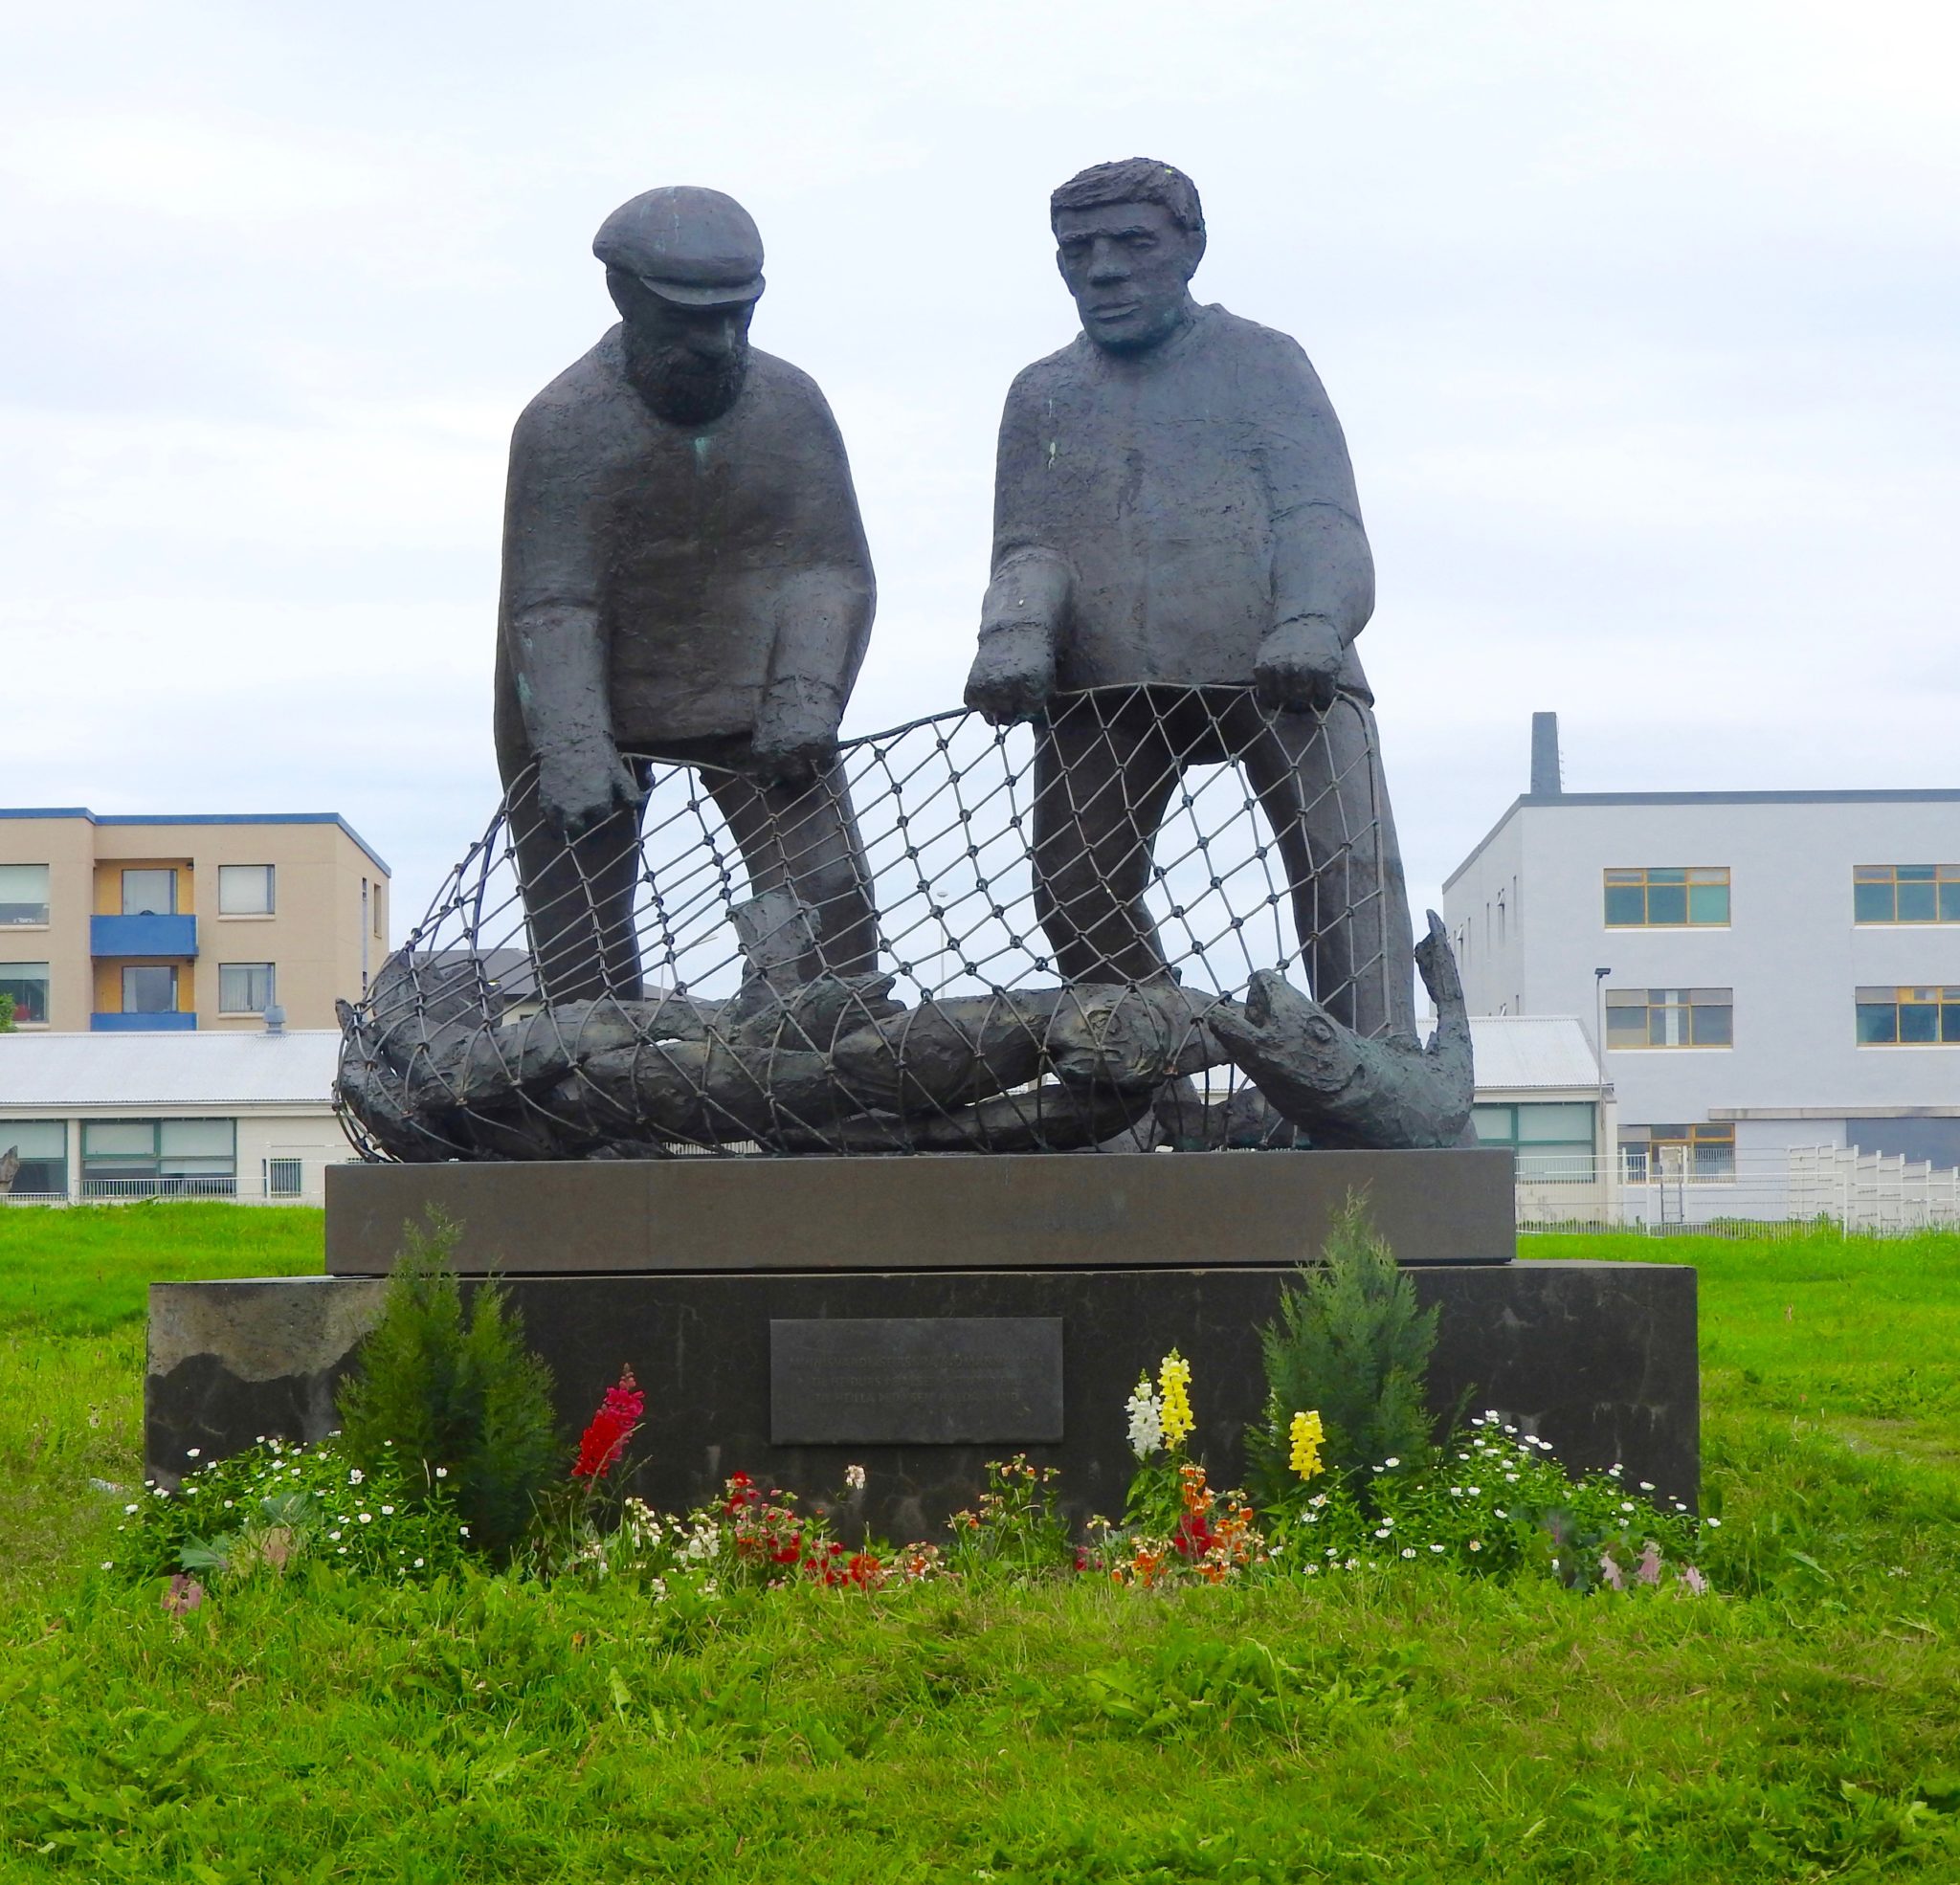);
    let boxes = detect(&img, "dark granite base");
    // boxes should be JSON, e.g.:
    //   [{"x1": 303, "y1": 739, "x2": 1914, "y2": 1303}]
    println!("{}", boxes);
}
[
  {"x1": 324, "y1": 1148, "x2": 1516, "y2": 1275},
  {"x1": 148, "y1": 1261, "x2": 1697, "y2": 1536}
]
